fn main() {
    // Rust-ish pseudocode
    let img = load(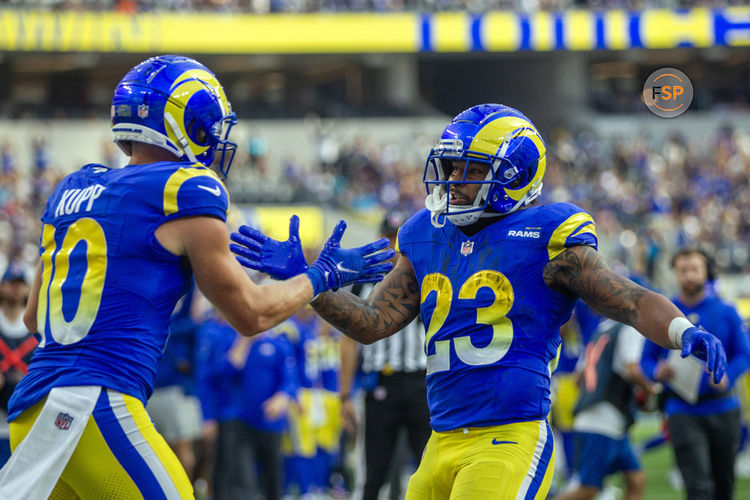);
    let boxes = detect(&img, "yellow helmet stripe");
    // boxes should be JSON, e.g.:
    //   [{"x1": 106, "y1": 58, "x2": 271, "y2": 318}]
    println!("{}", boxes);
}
[
  {"x1": 505, "y1": 154, "x2": 546, "y2": 202},
  {"x1": 467, "y1": 115, "x2": 546, "y2": 203},
  {"x1": 172, "y1": 68, "x2": 230, "y2": 116},
  {"x1": 468, "y1": 115, "x2": 538, "y2": 155}
]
